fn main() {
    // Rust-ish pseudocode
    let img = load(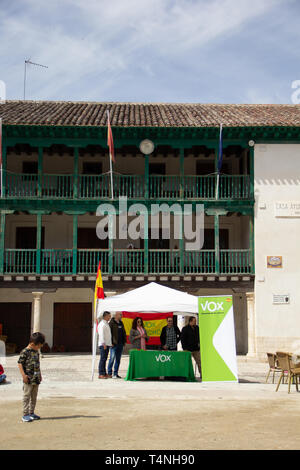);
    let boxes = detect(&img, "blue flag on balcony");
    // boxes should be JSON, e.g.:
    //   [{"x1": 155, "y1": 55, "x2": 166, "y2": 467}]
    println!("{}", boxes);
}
[{"x1": 217, "y1": 123, "x2": 223, "y2": 173}]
